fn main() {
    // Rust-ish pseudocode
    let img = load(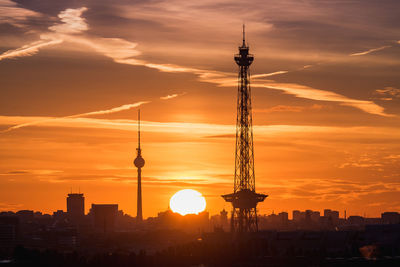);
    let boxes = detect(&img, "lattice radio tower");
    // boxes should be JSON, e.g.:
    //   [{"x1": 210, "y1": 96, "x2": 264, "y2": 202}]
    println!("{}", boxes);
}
[{"x1": 222, "y1": 25, "x2": 268, "y2": 233}]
